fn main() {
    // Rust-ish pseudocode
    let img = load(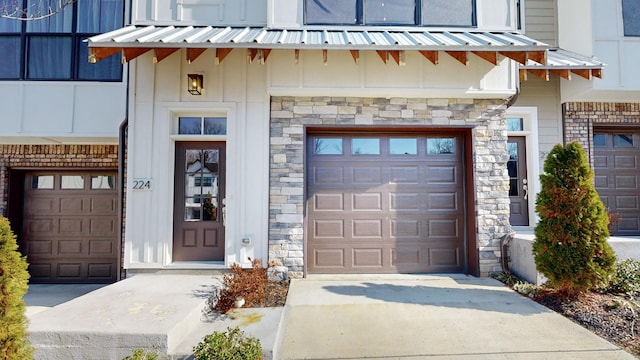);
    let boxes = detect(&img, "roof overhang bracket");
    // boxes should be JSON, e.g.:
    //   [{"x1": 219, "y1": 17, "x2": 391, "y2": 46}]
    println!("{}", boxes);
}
[
  {"x1": 215, "y1": 48, "x2": 233, "y2": 64},
  {"x1": 445, "y1": 51, "x2": 468, "y2": 66},
  {"x1": 187, "y1": 48, "x2": 207, "y2": 64}
]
